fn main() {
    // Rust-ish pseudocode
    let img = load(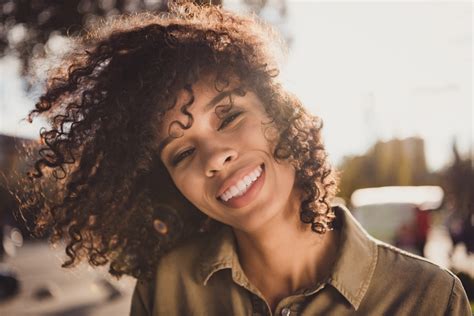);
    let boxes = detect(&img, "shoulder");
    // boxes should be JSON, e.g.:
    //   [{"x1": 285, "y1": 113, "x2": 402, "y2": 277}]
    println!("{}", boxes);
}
[
  {"x1": 356, "y1": 239, "x2": 472, "y2": 315},
  {"x1": 130, "y1": 228, "x2": 226, "y2": 315},
  {"x1": 374, "y1": 240, "x2": 456, "y2": 287},
  {"x1": 365, "y1": 239, "x2": 471, "y2": 315},
  {"x1": 156, "y1": 229, "x2": 217, "y2": 282}
]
